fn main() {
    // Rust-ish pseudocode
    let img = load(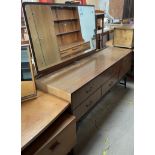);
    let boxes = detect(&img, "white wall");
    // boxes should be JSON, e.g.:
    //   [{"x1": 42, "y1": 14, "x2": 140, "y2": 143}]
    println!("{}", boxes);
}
[{"x1": 98, "y1": 0, "x2": 109, "y2": 11}]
